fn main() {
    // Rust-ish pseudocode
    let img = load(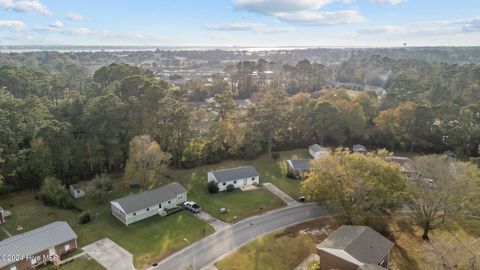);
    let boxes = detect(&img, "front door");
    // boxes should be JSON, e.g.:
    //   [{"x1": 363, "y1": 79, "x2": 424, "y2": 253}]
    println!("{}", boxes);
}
[{"x1": 244, "y1": 178, "x2": 247, "y2": 185}]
